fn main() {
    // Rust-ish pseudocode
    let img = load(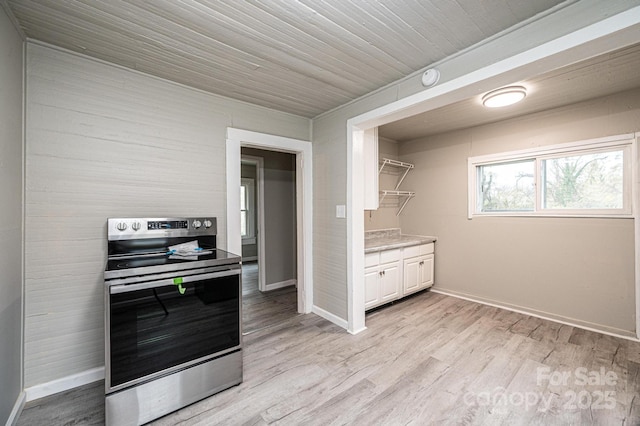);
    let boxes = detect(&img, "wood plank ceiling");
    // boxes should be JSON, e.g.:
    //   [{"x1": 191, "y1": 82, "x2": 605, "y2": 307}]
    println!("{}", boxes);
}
[{"x1": 6, "y1": 0, "x2": 566, "y2": 118}]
